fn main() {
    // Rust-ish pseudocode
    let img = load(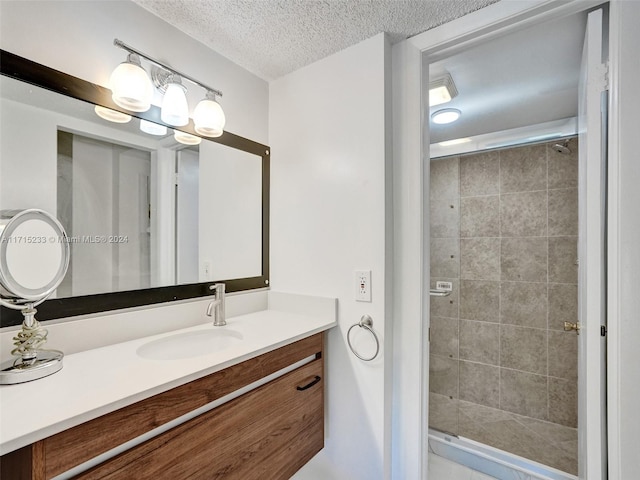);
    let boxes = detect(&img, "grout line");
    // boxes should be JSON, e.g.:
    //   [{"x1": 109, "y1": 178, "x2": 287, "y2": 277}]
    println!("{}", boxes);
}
[{"x1": 546, "y1": 144, "x2": 551, "y2": 423}]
